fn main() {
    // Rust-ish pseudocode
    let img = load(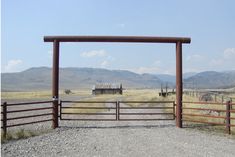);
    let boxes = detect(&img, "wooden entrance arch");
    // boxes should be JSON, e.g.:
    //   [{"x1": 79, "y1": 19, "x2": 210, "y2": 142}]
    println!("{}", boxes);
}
[{"x1": 44, "y1": 36, "x2": 191, "y2": 128}]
